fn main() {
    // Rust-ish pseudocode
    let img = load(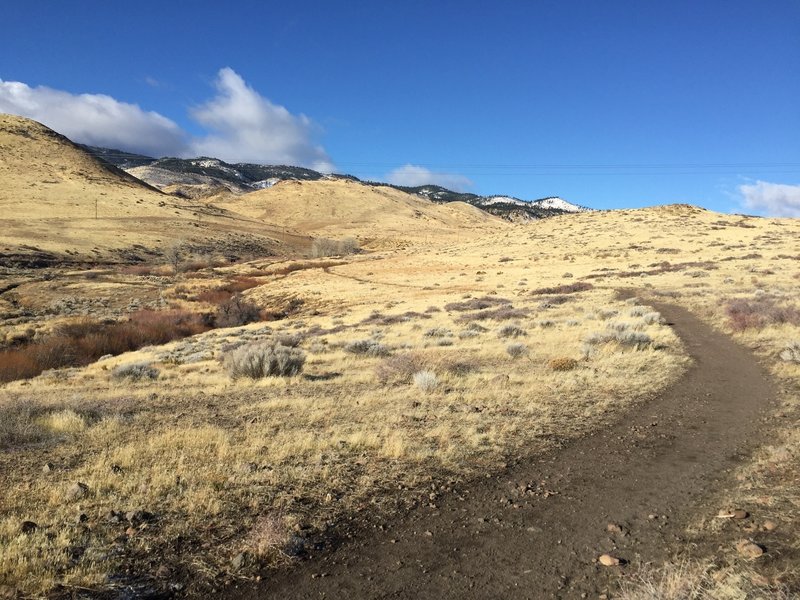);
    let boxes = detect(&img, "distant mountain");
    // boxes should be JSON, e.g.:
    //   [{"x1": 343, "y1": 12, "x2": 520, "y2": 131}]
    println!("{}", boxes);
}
[{"x1": 83, "y1": 147, "x2": 592, "y2": 220}]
